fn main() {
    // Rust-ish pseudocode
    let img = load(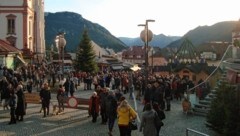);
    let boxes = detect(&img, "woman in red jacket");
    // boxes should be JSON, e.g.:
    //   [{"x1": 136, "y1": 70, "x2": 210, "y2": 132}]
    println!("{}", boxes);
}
[{"x1": 89, "y1": 92, "x2": 100, "y2": 123}]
